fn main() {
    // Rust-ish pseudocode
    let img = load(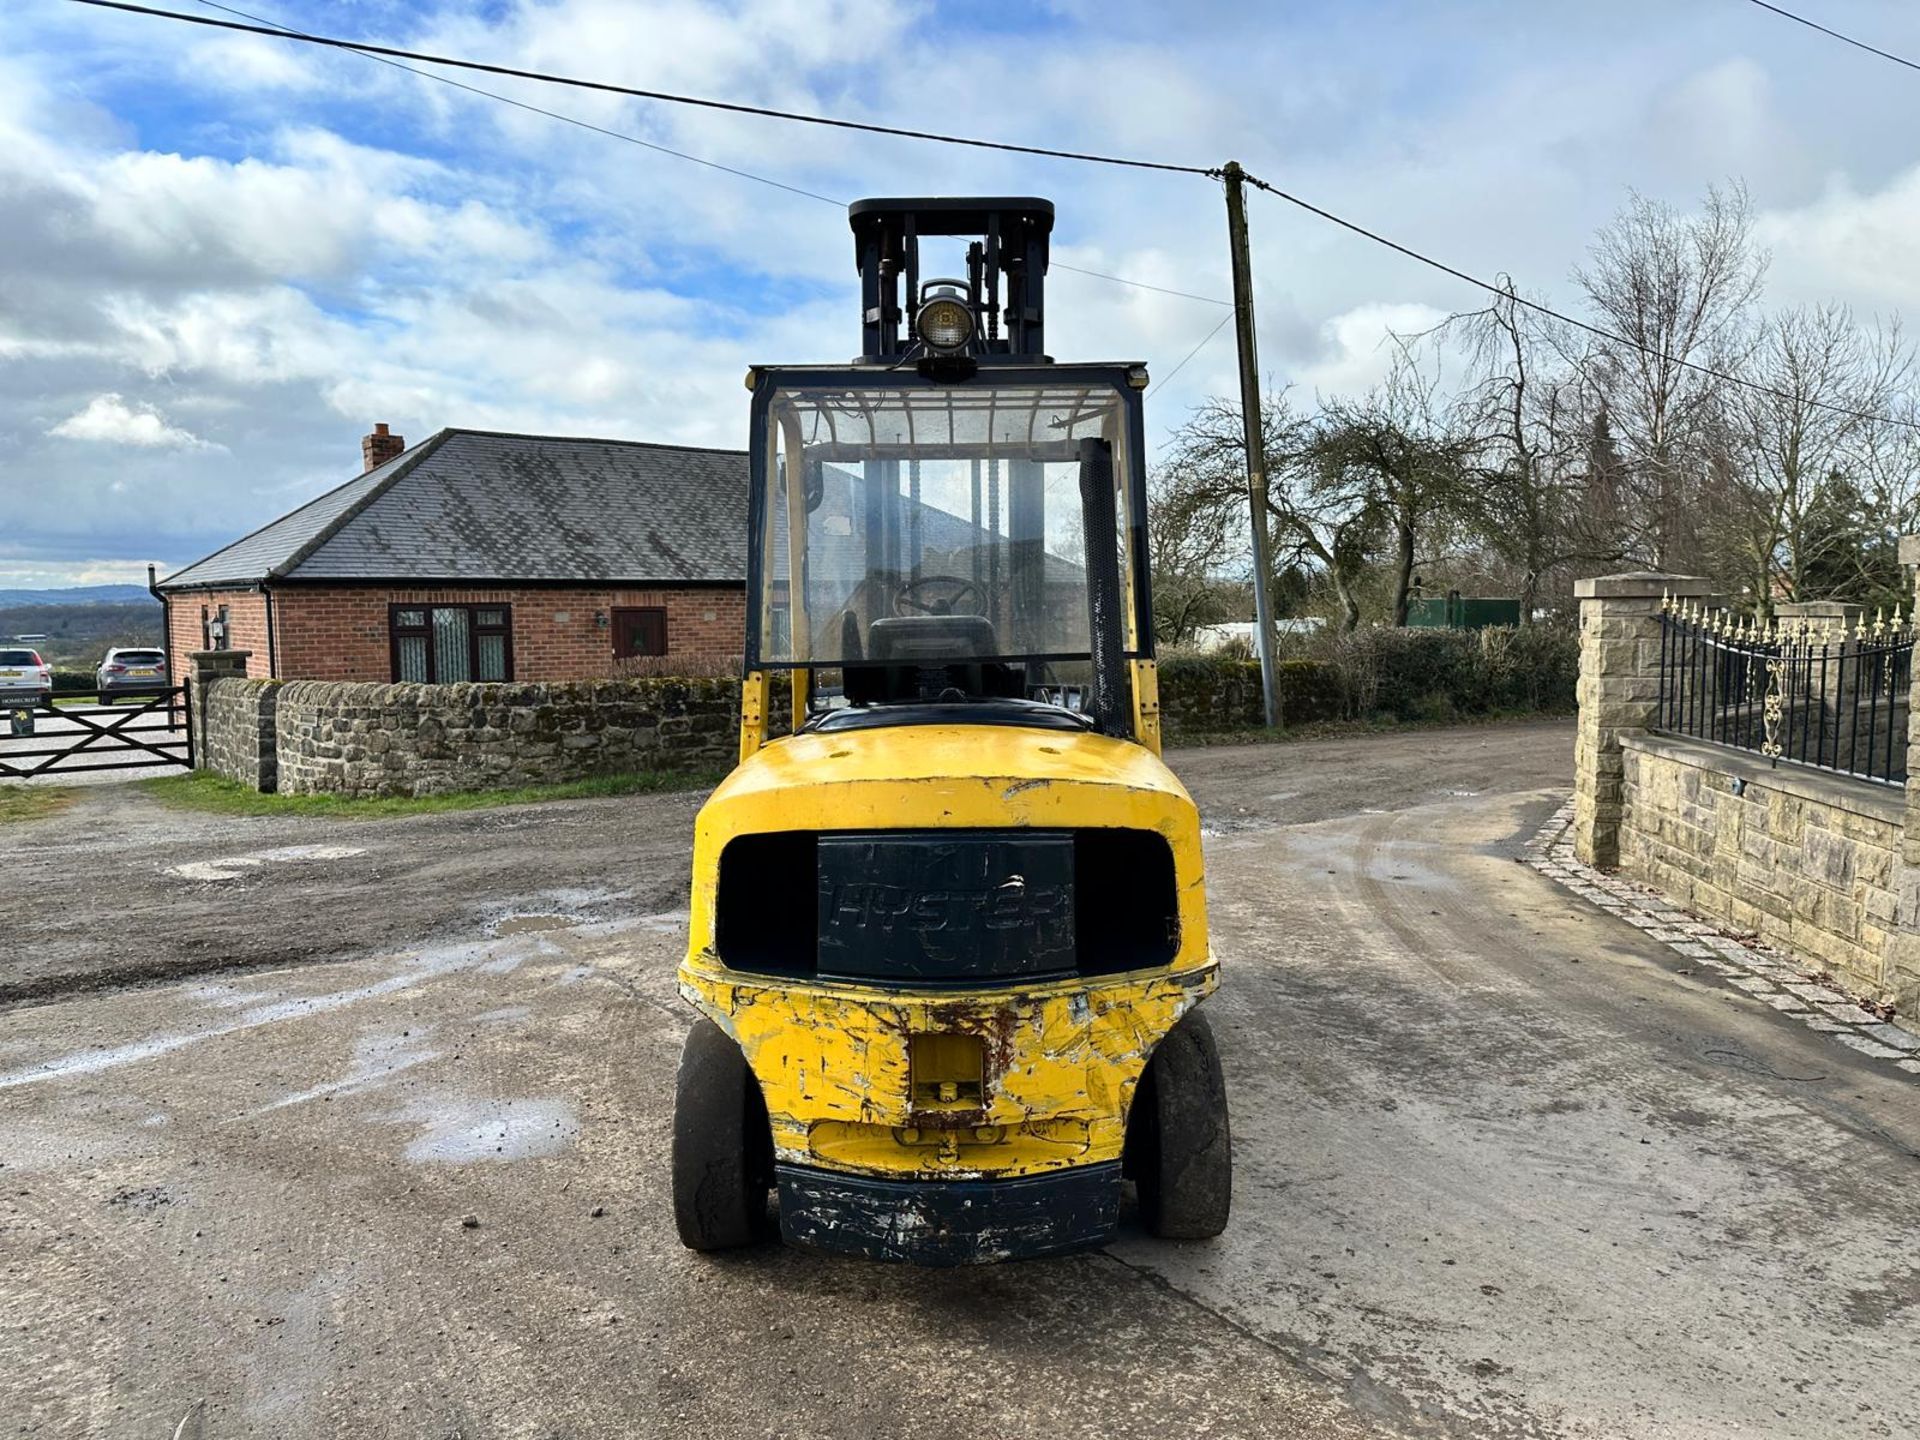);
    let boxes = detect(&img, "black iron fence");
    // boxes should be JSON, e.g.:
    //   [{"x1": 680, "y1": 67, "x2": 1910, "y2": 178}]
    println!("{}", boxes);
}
[{"x1": 1657, "y1": 600, "x2": 1914, "y2": 787}]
